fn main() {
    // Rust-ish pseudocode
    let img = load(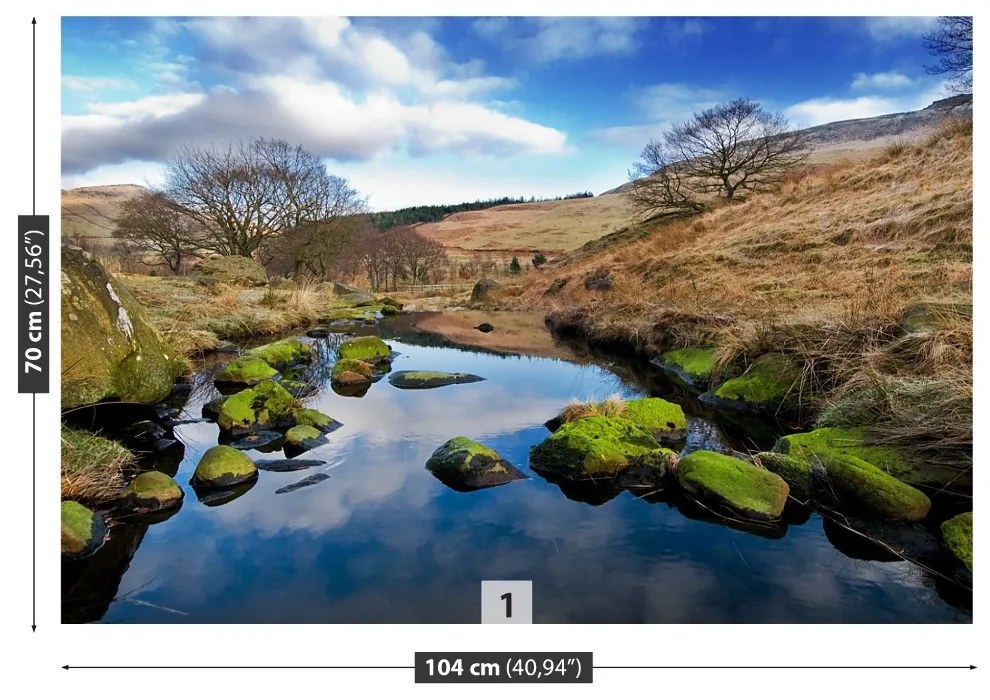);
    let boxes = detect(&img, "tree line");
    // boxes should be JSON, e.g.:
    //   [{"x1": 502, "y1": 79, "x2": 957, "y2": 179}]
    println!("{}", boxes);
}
[{"x1": 367, "y1": 191, "x2": 594, "y2": 230}]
